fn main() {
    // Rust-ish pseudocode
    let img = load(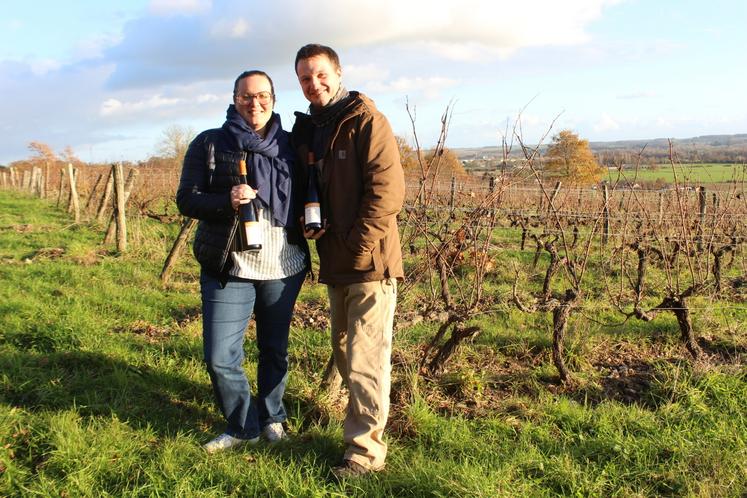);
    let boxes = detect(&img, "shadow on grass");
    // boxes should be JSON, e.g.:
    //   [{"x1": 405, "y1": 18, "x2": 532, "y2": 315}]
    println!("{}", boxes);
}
[{"x1": 0, "y1": 349, "x2": 219, "y2": 437}]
